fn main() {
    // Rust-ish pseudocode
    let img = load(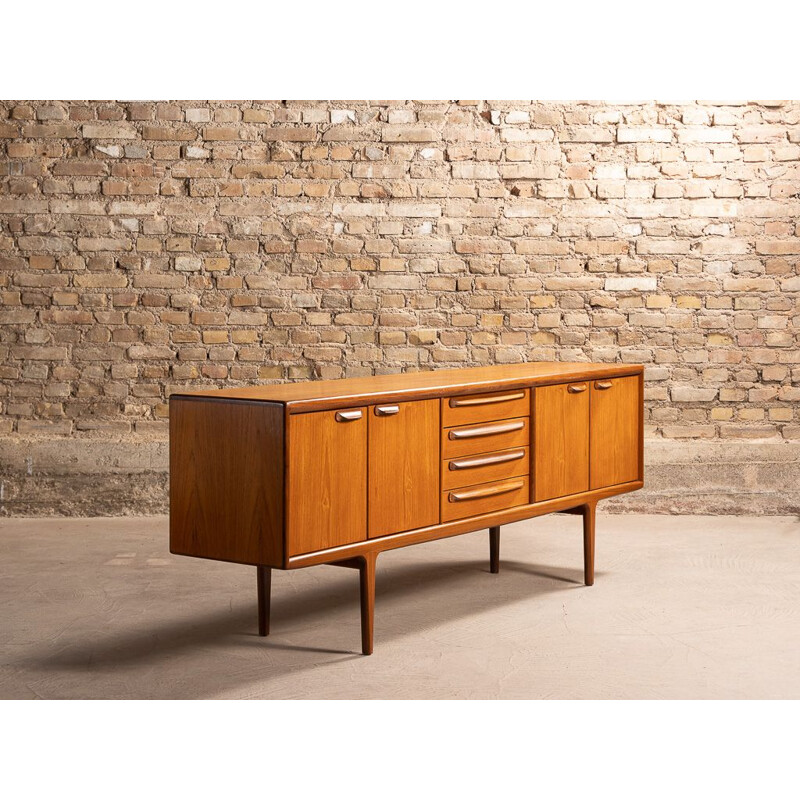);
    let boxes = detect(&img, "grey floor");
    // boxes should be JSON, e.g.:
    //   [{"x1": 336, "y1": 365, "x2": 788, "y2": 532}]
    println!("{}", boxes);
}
[{"x1": 1, "y1": 513, "x2": 798, "y2": 699}]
